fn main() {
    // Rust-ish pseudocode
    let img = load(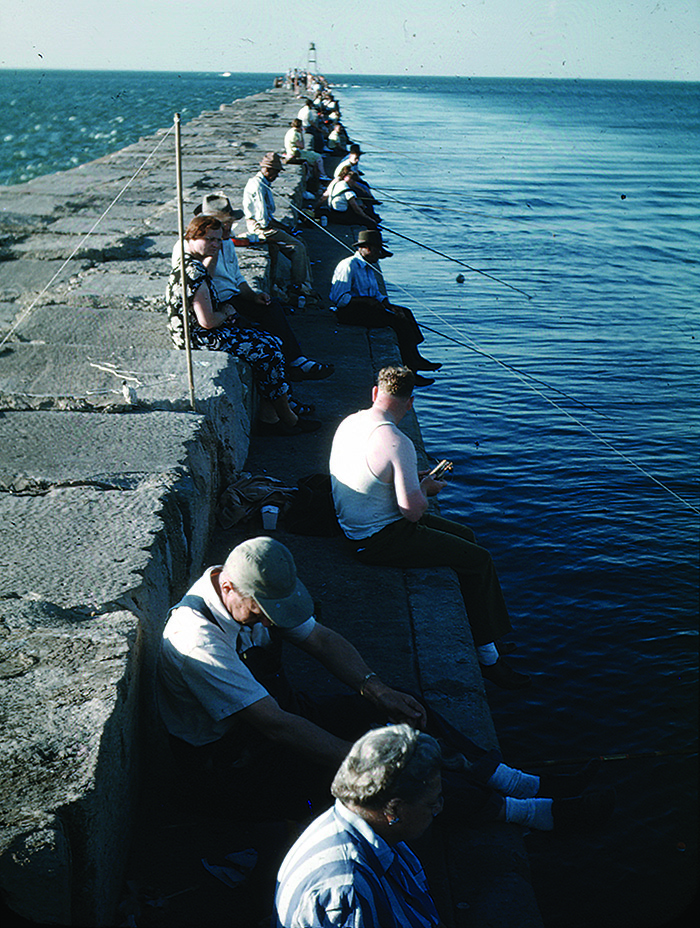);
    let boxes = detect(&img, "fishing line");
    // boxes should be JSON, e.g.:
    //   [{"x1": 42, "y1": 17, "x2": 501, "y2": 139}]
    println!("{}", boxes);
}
[
  {"x1": 528, "y1": 749, "x2": 697, "y2": 768},
  {"x1": 0, "y1": 124, "x2": 176, "y2": 350},
  {"x1": 386, "y1": 271, "x2": 700, "y2": 515},
  {"x1": 380, "y1": 223, "x2": 533, "y2": 299},
  {"x1": 286, "y1": 199, "x2": 699, "y2": 515}
]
